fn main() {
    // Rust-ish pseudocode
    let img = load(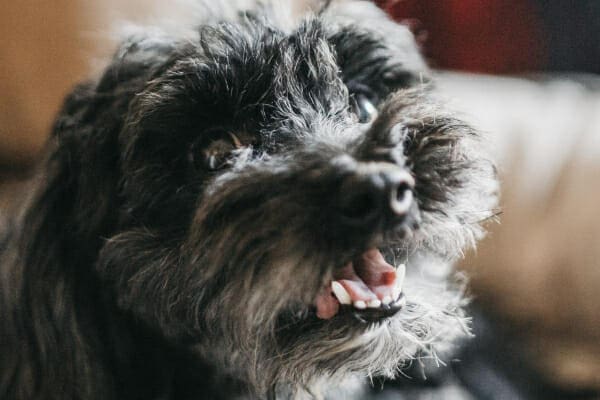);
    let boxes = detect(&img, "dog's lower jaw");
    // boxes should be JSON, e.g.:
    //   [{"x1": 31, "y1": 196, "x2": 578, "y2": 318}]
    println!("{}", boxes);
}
[{"x1": 191, "y1": 256, "x2": 470, "y2": 398}]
